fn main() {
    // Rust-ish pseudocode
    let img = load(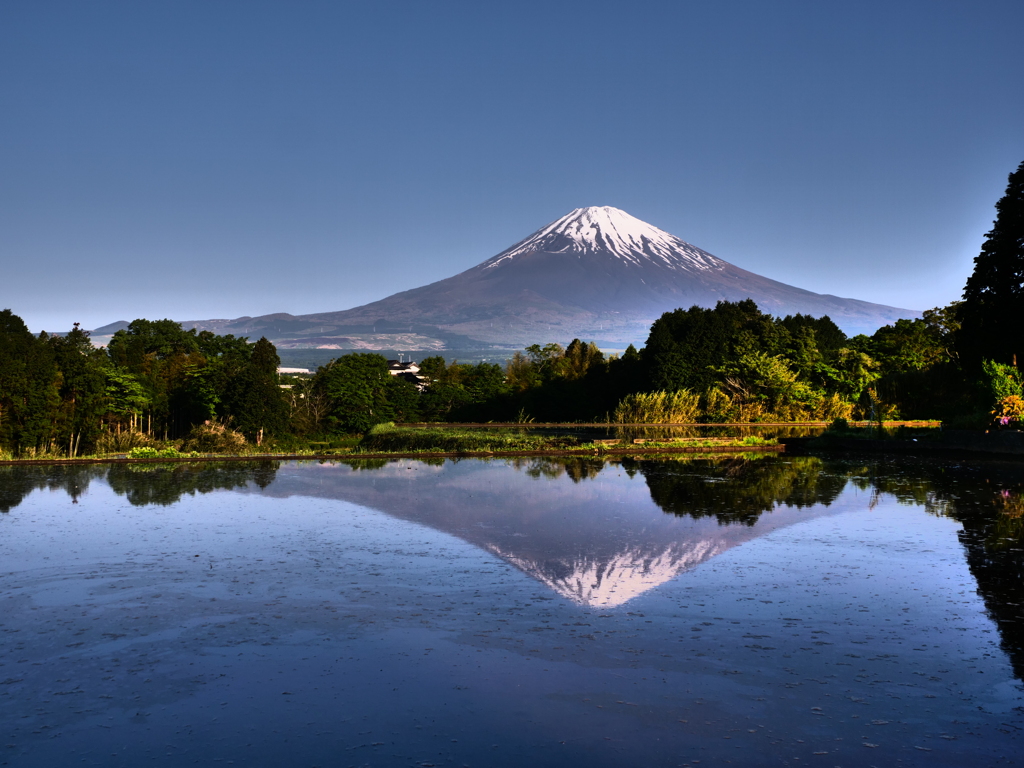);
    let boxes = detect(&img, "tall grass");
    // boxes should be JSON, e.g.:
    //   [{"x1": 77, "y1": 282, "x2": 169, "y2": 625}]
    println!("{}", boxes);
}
[
  {"x1": 612, "y1": 390, "x2": 701, "y2": 423},
  {"x1": 614, "y1": 387, "x2": 855, "y2": 424},
  {"x1": 813, "y1": 392, "x2": 854, "y2": 421},
  {"x1": 96, "y1": 429, "x2": 153, "y2": 454}
]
